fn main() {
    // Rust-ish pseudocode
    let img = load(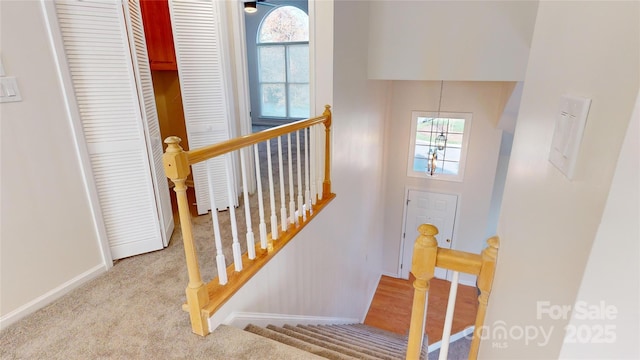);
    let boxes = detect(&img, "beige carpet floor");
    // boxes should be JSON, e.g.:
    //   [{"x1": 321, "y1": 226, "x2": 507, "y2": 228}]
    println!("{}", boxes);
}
[{"x1": 1, "y1": 132, "x2": 317, "y2": 359}]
